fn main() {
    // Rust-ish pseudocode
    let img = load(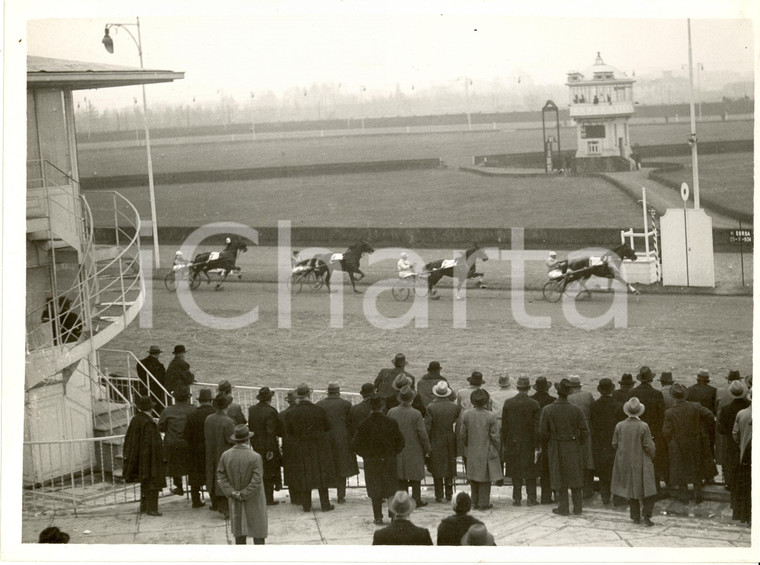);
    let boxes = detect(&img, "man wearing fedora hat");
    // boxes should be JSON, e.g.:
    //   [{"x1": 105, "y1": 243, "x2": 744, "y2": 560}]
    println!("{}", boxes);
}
[
  {"x1": 659, "y1": 372, "x2": 676, "y2": 409},
  {"x1": 388, "y1": 385, "x2": 432, "y2": 508},
  {"x1": 530, "y1": 377, "x2": 556, "y2": 505},
  {"x1": 539, "y1": 379, "x2": 588, "y2": 516},
  {"x1": 489, "y1": 372, "x2": 519, "y2": 426},
  {"x1": 456, "y1": 371, "x2": 489, "y2": 468},
  {"x1": 460, "y1": 523, "x2": 496, "y2": 546},
  {"x1": 461, "y1": 388, "x2": 503, "y2": 510},
  {"x1": 218, "y1": 380, "x2": 247, "y2": 426},
  {"x1": 317, "y1": 383, "x2": 359, "y2": 504},
  {"x1": 566, "y1": 376, "x2": 595, "y2": 499},
  {"x1": 384, "y1": 374, "x2": 426, "y2": 415},
  {"x1": 716, "y1": 370, "x2": 743, "y2": 424},
  {"x1": 183, "y1": 388, "x2": 216, "y2": 508},
  {"x1": 628, "y1": 367, "x2": 667, "y2": 497},
  {"x1": 372, "y1": 491, "x2": 433, "y2": 545},
  {"x1": 165, "y1": 345, "x2": 195, "y2": 400},
  {"x1": 136, "y1": 345, "x2": 167, "y2": 415},
  {"x1": 285, "y1": 384, "x2": 337, "y2": 512},
  {"x1": 589, "y1": 378, "x2": 626, "y2": 505},
  {"x1": 348, "y1": 383, "x2": 375, "y2": 439},
  {"x1": 611, "y1": 397, "x2": 658, "y2": 526},
  {"x1": 375, "y1": 353, "x2": 416, "y2": 410},
  {"x1": 217, "y1": 424, "x2": 268, "y2": 545},
  {"x1": 424, "y1": 381, "x2": 460, "y2": 502},
  {"x1": 205, "y1": 393, "x2": 236, "y2": 516},
  {"x1": 612, "y1": 374, "x2": 635, "y2": 404},
  {"x1": 278, "y1": 390, "x2": 304, "y2": 506},
  {"x1": 687, "y1": 369, "x2": 717, "y2": 415},
  {"x1": 417, "y1": 361, "x2": 455, "y2": 408},
  {"x1": 158, "y1": 384, "x2": 195, "y2": 496},
  {"x1": 717, "y1": 381, "x2": 749, "y2": 508},
  {"x1": 248, "y1": 387, "x2": 283, "y2": 506},
  {"x1": 353, "y1": 394, "x2": 406, "y2": 524},
  {"x1": 123, "y1": 395, "x2": 166, "y2": 516},
  {"x1": 501, "y1": 377, "x2": 541, "y2": 506},
  {"x1": 663, "y1": 383, "x2": 715, "y2": 504}
]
